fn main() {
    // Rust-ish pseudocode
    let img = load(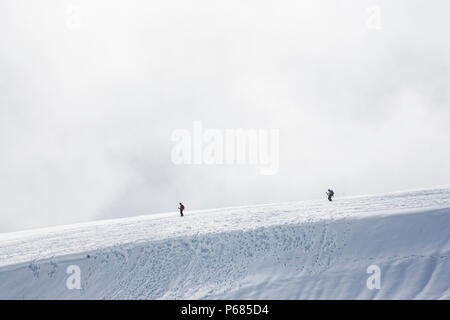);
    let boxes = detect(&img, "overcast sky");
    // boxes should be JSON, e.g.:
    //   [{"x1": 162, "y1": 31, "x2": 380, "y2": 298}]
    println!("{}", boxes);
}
[{"x1": 1, "y1": 0, "x2": 450, "y2": 232}]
